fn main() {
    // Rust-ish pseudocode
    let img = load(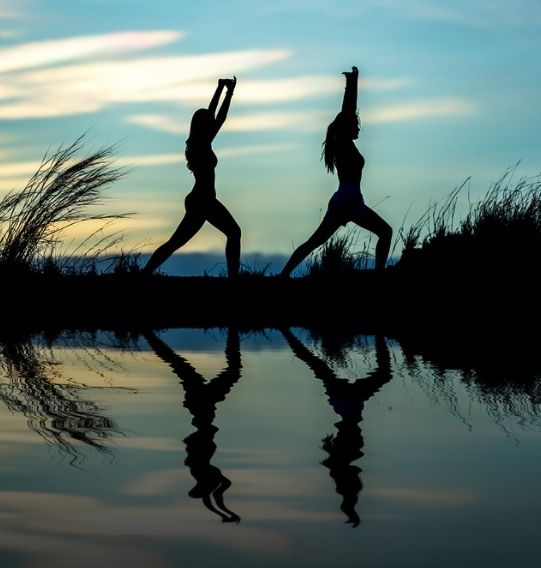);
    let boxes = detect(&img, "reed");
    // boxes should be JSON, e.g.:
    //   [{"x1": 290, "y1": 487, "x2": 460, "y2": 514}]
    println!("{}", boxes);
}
[
  {"x1": 0, "y1": 135, "x2": 127, "y2": 273},
  {"x1": 398, "y1": 166, "x2": 541, "y2": 272}
]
